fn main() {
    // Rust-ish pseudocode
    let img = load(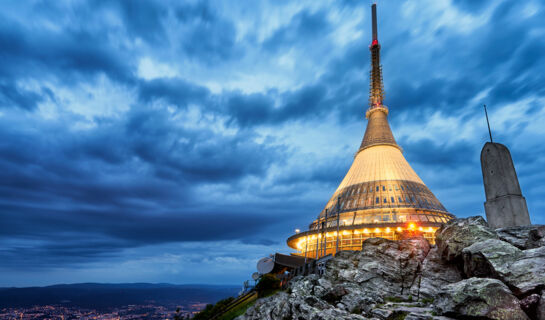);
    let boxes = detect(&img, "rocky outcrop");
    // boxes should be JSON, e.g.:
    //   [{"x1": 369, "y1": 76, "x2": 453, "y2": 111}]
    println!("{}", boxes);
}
[
  {"x1": 496, "y1": 225, "x2": 545, "y2": 250},
  {"x1": 237, "y1": 217, "x2": 545, "y2": 320},
  {"x1": 463, "y1": 239, "x2": 545, "y2": 295},
  {"x1": 410, "y1": 246, "x2": 462, "y2": 299},
  {"x1": 435, "y1": 278, "x2": 528, "y2": 320},
  {"x1": 436, "y1": 216, "x2": 497, "y2": 262}
]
